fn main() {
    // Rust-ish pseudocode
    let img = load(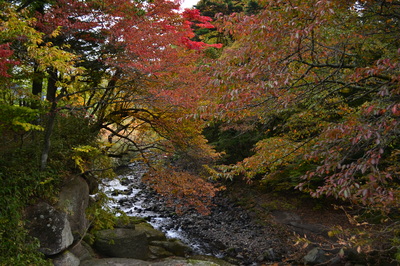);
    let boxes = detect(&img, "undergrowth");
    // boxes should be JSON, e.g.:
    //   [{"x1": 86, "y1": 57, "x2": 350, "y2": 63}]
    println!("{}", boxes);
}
[
  {"x1": 0, "y1": 112, "x2": 109, "y2": 265},
  {"x1": 0, "y1": 147, "x2": 57, "y2": 265}
]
